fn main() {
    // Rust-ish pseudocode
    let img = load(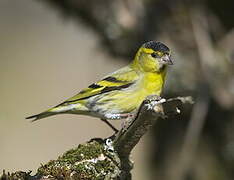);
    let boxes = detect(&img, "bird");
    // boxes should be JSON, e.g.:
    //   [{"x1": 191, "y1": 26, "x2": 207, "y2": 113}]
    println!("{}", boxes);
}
[{"x1": 26, "y1": 41, "x2": 173, "y2": 132}]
